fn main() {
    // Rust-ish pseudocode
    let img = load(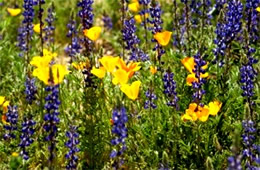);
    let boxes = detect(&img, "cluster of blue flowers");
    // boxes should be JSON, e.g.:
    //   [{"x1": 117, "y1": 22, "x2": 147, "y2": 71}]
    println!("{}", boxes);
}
[
  {"x1": 139, "y1": 0, "x2": 150, "y2": 4},
  {"x1": 102, "y1": 15, "x2": 113, "y2": 30},
  {"x1": 110, "y1": 107, "x2": 128, "y2": 167},
  {"x1": 189, "y1": 0, "x2": 202, "y2": 27},
  {"x1": 78, "y1": 0, "x2": 94, "y2": 29},
  {"x1": 65, "y1": 19, "x2": 82, "y2": 60},
  {"x1": 213, "y1": 0, "x2": 243, "y2": 64},
  {"x1": 240, "y1": 55, "x2": 258, "y2": 99},
  {"x1": 43, "y1": 6, "x2": 55, "y2": 45},
  {"x1": 65, "y1": 126, "x2": 80, "y2": 170},
  {"x1": 177, "y1": 0, "x2": 191, "y2": 49},
  {"x1": 17, "y1": 0, "x2": 38, "y2": 56},
  {"x1": 25, "y1": 76, "x2": 37, "y2": 104},
  {"x1": 43, "y1": 85, "x2": 60, "y2": 161},
  {"x1": 162, "y1": 72, "x2": 178, "y2": 108},
  {"x1": 3, "y1": 106, "x2": 19, "y2": 140},
  {"x1": 192, "y1": 53, "x2": 207, "y2": 102},
  {"x1": 215, "y1": 0, "x2": 226, "y2": 11},
  {"x1": 78, "y1": 0, "x2": 94, "y2": 55},
  {"x1": 227, "y1": 155, "x2": 242, "y2": 170},
  {"x1": 242, "y1": 120, "x2": 260, "y2": 169},
  {"x1": 245, "y1": 0, "x2": 260, "y2": 43},
  {"x1": 149, "y1": 2, "x2": 165, "y2": 60},
  {"x1": 144, "y1": 89, "x2": 157, "y2": 109},
  {"x1": 122, "y1": 18, "x2": 149, "y2": 61},
  {"x1": 19, "y1": 118, "x2": 36, "y2": 160}
]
